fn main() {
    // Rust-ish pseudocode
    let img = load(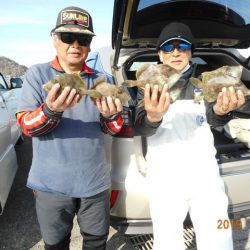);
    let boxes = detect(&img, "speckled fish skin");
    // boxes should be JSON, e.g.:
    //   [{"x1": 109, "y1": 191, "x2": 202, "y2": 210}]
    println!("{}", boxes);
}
[
  {"x1": 87, "y1": 77, "x2": 130, "y2": 105},
  {"x1": 190, "y1": 65, "x2": 250, "y2": 102},
  {"x1": 43, "y1": 72, "x2": 87, "y2": 102},
  {"x1": 122, "y1": 63, "x2": 183, "y2": 104}
]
